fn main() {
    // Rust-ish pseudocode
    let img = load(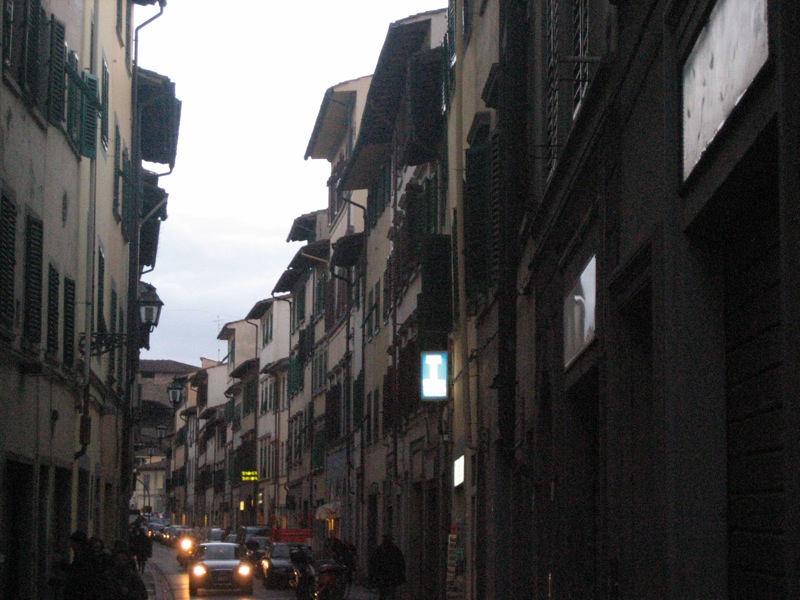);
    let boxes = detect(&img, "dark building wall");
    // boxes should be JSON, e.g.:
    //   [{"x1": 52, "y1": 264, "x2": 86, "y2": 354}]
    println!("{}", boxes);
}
[{"x1": 505, "y1": 0, "x2": 800, "y2": 598}]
